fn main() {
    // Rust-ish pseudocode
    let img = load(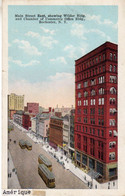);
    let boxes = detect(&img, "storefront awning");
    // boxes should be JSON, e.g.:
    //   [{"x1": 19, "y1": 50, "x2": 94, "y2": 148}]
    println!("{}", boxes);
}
[{"x1": 107, "y1": 163, "x2": 117, "y2": 169}]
